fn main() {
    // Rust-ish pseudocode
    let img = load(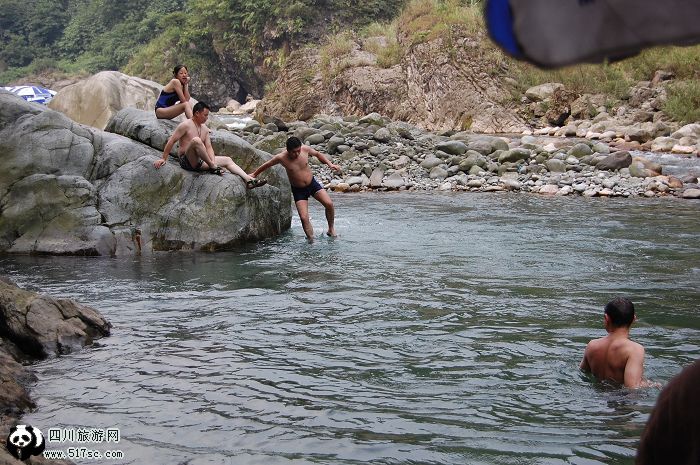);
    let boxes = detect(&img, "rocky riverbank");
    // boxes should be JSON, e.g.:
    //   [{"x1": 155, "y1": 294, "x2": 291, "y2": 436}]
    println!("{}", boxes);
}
[
  {"x1": 0, "y1": 278, "x2": 110, "y2": 464},
  {"x1": 0, "y1": 90, "x2": 291, "y2": 256},
  {"x1": 232, "y1": 112, "x2": 700, "y2": 199}
]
